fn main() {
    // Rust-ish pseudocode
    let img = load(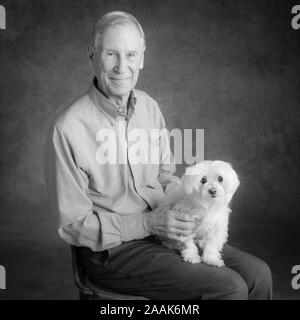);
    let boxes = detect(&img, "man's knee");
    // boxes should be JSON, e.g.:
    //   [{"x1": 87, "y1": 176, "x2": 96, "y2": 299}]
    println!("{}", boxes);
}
[
  {"x1": 199, "y1": 268, "x2": 248, "y2": 300},
  {"x1": 256, "y1": 259, "x2": 272, "y2": 284},
  {"x1": 249, "y1": 258, "x2": 273, "y2": 299},
  {"x1": 218, "y1": 269, "x2": 248, "y2": 300}
]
